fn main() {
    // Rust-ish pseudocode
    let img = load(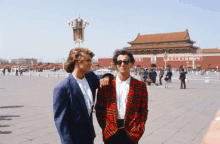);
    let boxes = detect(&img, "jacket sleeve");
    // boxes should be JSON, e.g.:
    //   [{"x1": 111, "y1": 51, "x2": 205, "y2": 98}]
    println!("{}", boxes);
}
[
  {"x1": 140, "y1": 85, "x2": 148, "y2": 125},
  {"x1": 137, "y1": 84, "x2": 148, "y2": 136},
  {"x1": 128, "y1": 83, "x2": 148, "y2": 143},
  {"x1": 95, "y1": 87, "x2": 107, "y2": 129},
  {"x1": 53, "y1": 86, "x2": 73, "y2": 144}
]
